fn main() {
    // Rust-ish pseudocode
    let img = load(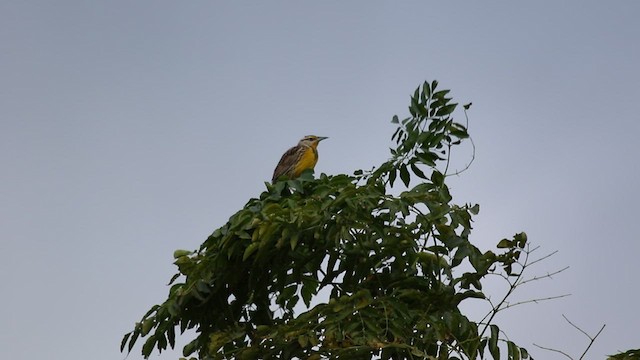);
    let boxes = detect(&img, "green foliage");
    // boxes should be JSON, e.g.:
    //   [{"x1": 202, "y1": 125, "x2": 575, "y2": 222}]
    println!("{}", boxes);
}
[
  {"x1": 122, "y1": 81, "x2": 531, "y2": 359},
  {"x1": 609, "y1": 349, "x2": 640, "y2": 360}
]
